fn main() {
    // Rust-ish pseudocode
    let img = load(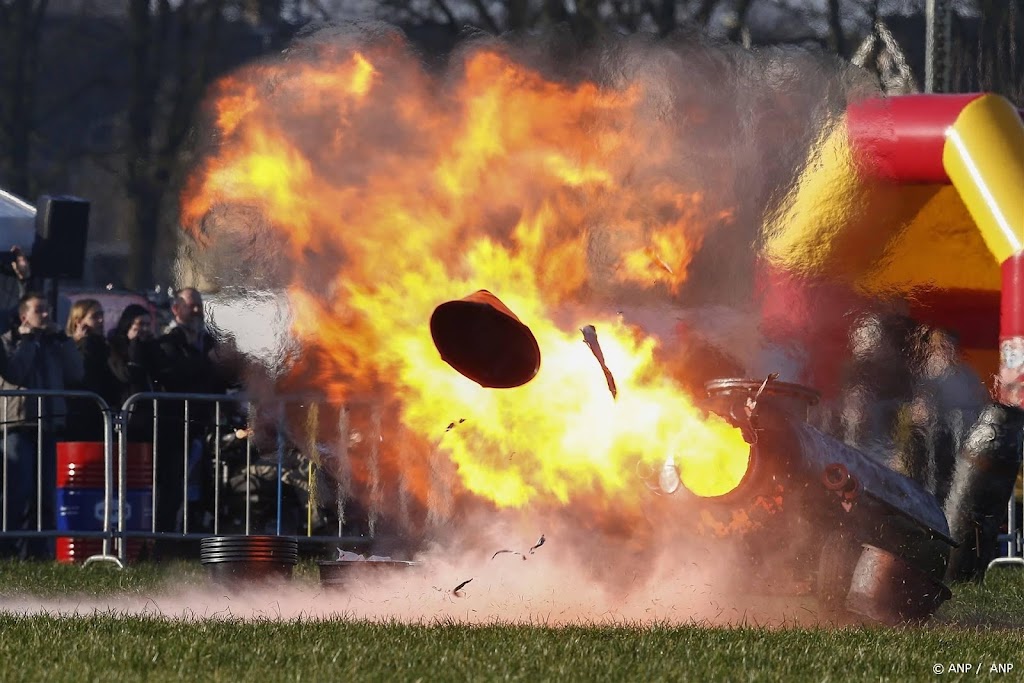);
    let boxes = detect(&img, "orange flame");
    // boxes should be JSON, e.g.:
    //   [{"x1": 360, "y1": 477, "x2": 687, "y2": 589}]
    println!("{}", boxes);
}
[{"x1": 182, "y1": 38, "x2": 748, "y2": 525}]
